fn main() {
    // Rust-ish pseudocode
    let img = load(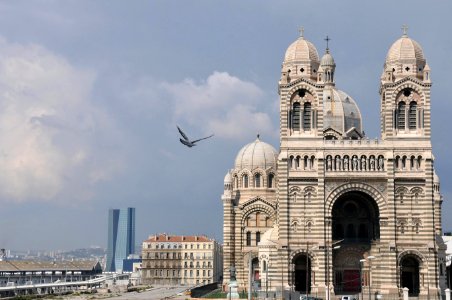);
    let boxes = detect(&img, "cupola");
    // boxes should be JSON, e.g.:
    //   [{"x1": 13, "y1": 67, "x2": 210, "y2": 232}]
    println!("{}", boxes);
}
[
  {"x1": 383, "y1": 26, "x2": 427, "y2": 82},
  {"x1": 281, "y1": 28, "x2": 320, "y2": 83}
]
